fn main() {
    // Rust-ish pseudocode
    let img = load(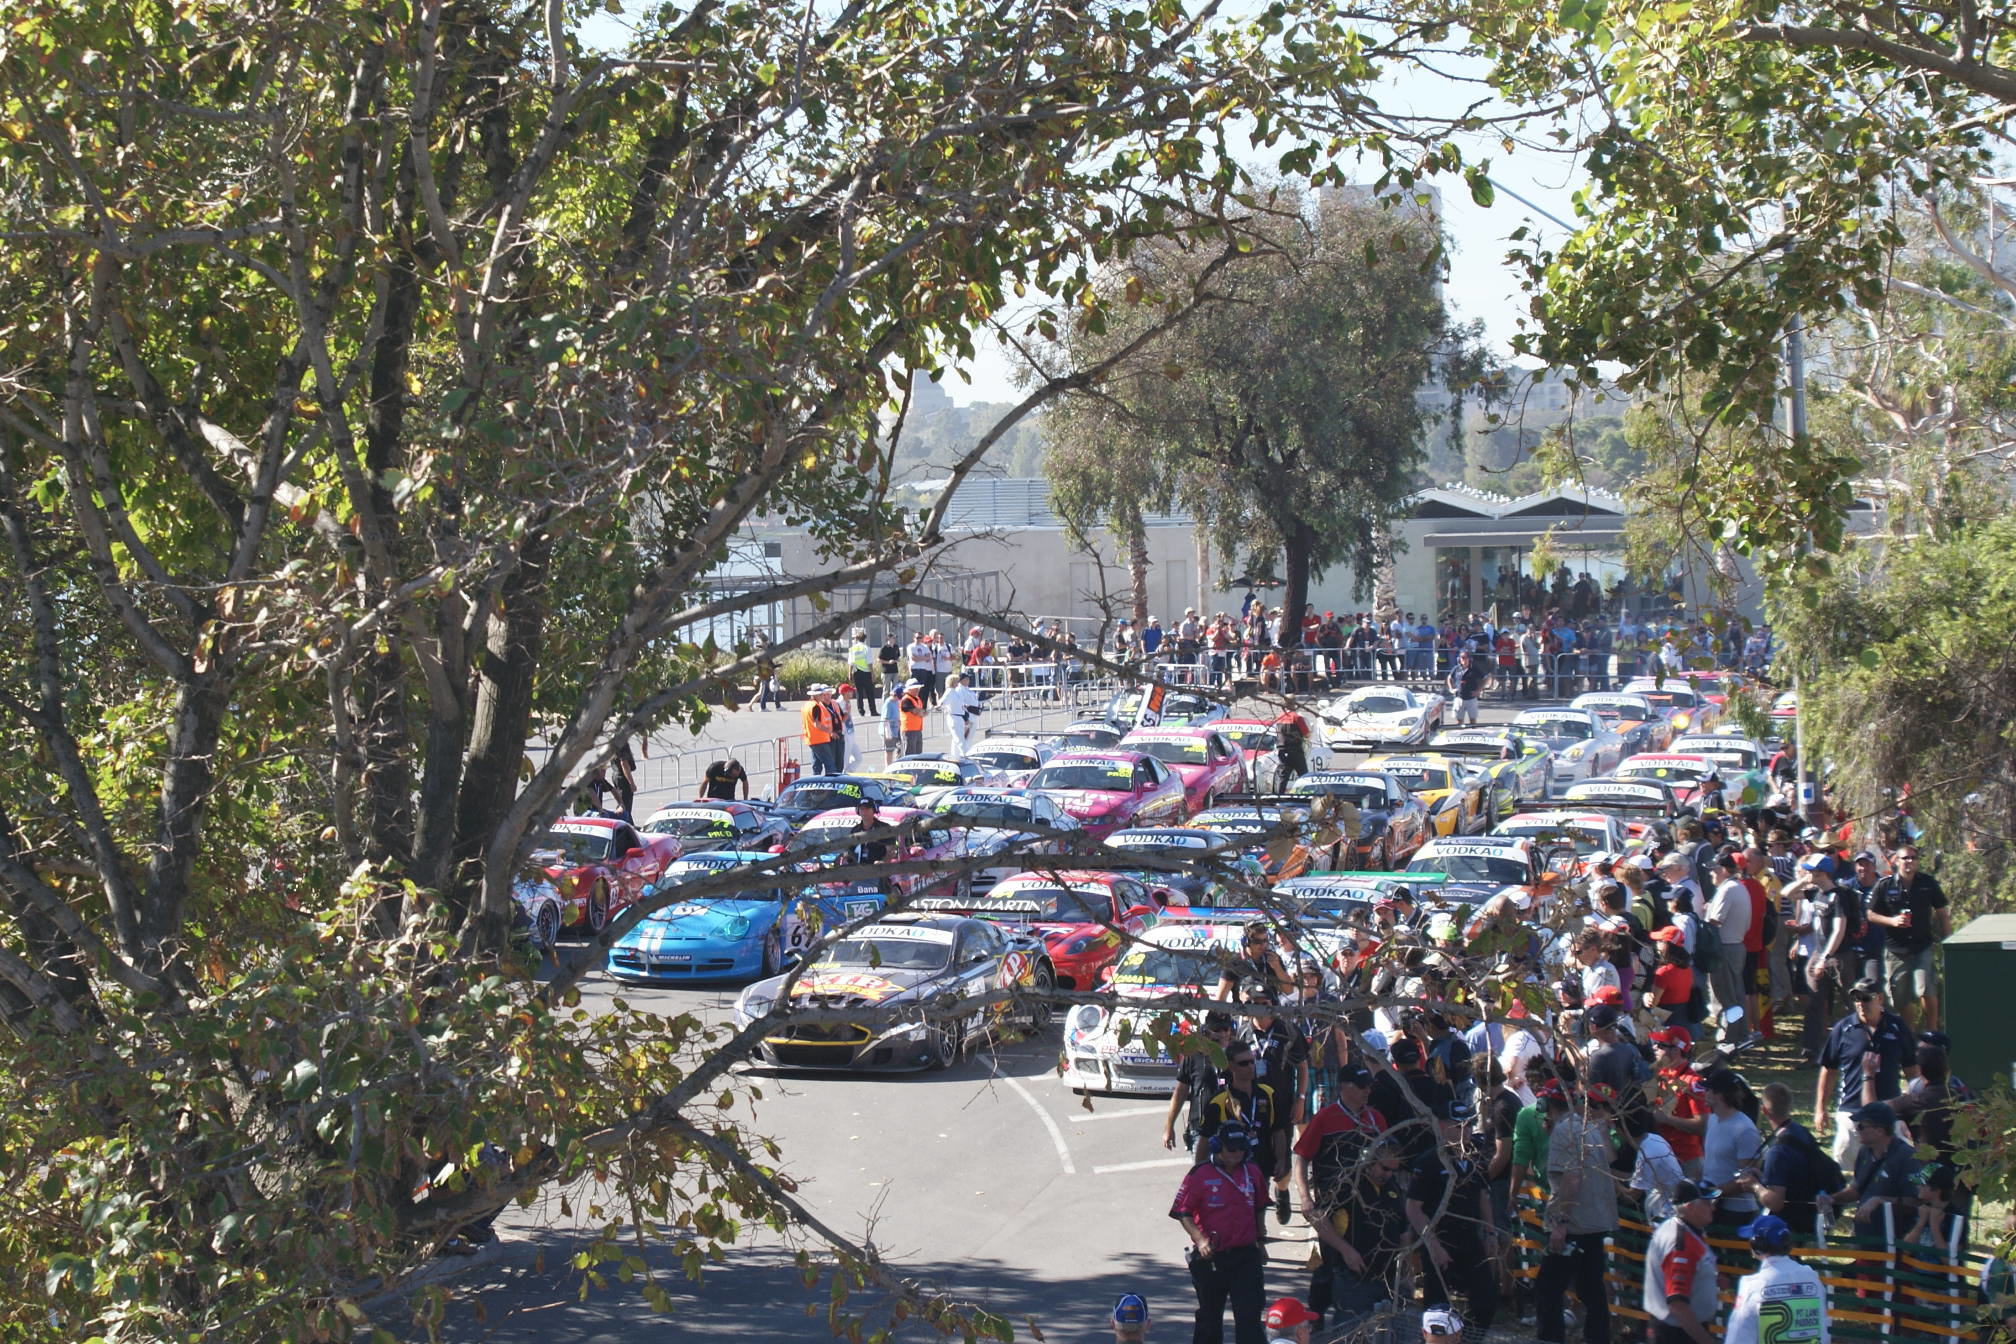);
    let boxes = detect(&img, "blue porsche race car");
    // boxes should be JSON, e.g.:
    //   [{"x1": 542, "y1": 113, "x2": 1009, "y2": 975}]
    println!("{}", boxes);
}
[{"x1": 607, "y1": 850, "x2": 884, "y2": 984}]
